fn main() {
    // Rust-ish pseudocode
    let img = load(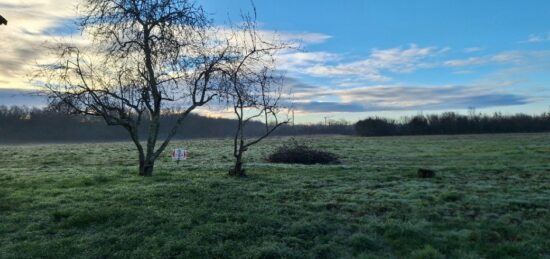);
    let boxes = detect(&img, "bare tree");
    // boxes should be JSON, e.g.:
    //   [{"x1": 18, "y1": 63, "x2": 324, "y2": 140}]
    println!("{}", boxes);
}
[
  {"x1": 223, "y1": 13, "x2": 289, "y2": 177},
  {"x1": 35, "y1": 0, "x2": 229, "y2": 176}
]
